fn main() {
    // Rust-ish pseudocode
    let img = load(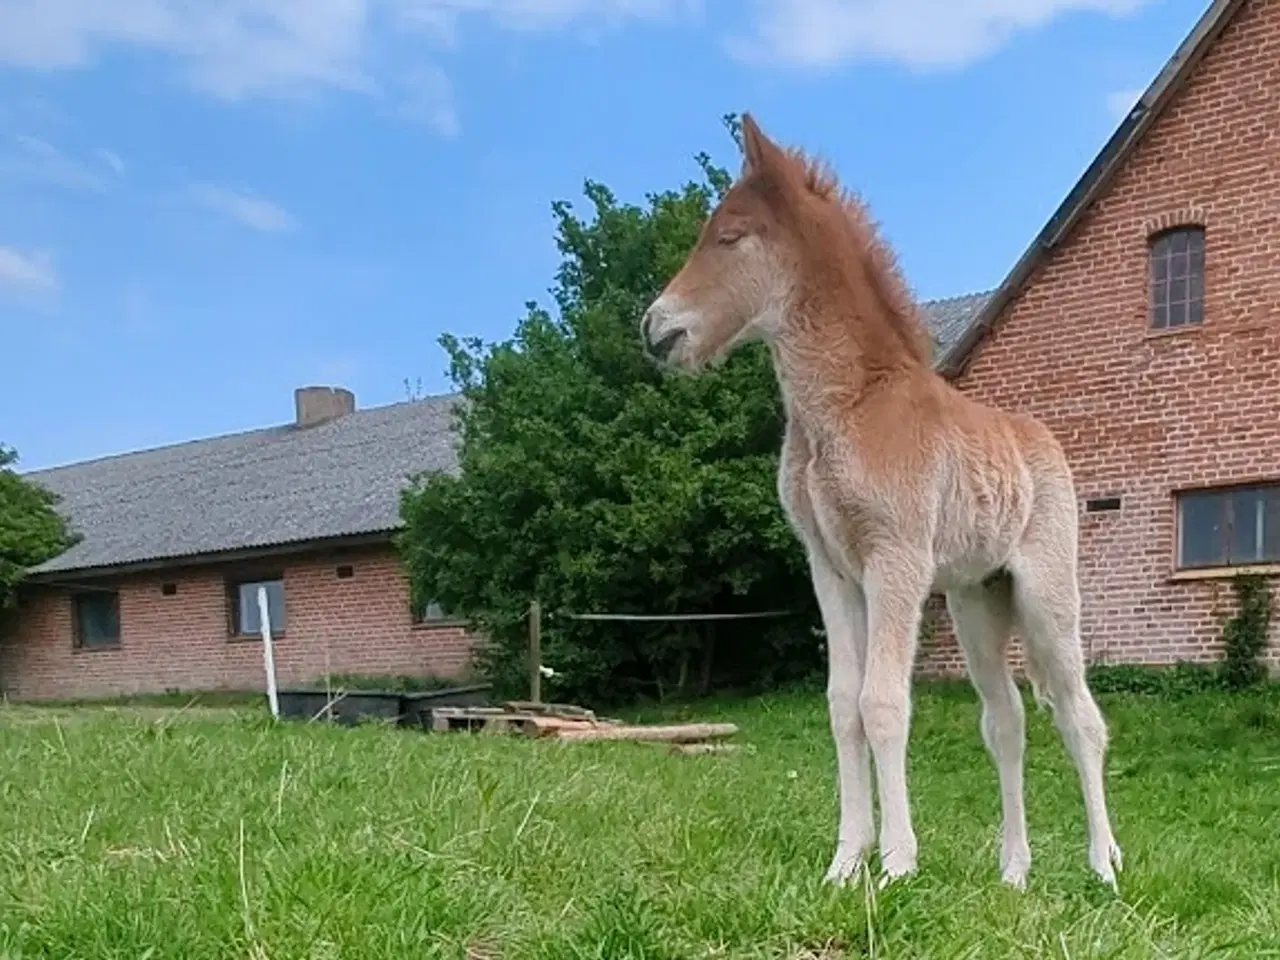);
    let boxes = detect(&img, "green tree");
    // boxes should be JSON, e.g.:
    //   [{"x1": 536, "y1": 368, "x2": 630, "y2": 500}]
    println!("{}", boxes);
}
[
  {"x1": 398, "y1": 128, "x2": 818, "y2": 706},
  {"x1": 0, "y1": 445, "x2": 74, "y2": 609}
]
